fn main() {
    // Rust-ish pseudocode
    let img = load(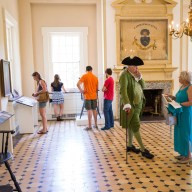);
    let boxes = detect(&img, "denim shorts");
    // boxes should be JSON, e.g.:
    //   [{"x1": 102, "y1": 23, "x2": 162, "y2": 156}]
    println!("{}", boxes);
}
[
  {"x1": 84, "y1": 99, "x2": 97, "y2": 110},
  {"x1": 38, "y1": 102, "x2": 47, "y2": 108}
]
